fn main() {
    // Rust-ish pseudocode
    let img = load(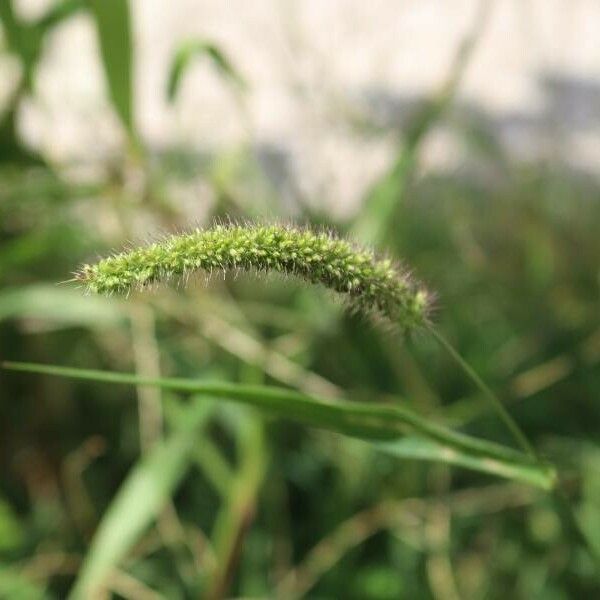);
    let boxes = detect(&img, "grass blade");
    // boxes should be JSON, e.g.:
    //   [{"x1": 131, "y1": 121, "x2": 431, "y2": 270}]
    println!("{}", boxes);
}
[
  {"x1": 372, "y1": 437, "x2": 552, "y2": 490},
  {"x1": 352, "y1": 2, "x2": 491, "y2": 246},
  {"x1": 88, "y1": 0, "x2": 134, "y2": 135},
  {"x1": 67, "y1": 400, "x2": 212, "y2": 599},
  {"x1": 3, "y1": 362, "x2": 556, "y2": 490},
  {"x1": 167, "y1": 39, "x2": 245, "y2": 103},
  {"x1": 207, "y1": 418, "x2": 266, "y2": 598},
  {"x1": 38, "y1": 0, "x2": 85, "y2": 30}
]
